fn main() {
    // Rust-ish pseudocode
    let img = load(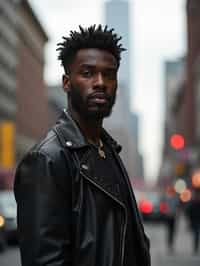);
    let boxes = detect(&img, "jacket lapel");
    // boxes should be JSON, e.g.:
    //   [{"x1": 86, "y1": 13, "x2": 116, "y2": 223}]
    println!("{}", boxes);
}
[
  {"x1": 79, "y1": 151, "x2": 124, "y2": 207},
  {"x1": 54, "y1": 110, "x2": 124, "y2": 206}
]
